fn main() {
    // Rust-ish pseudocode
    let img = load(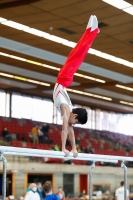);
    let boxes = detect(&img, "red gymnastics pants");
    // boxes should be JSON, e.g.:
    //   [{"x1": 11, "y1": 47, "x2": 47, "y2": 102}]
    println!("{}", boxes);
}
[{"x1": 56, "y1": 27, "x2": 99, "y2": 88}]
